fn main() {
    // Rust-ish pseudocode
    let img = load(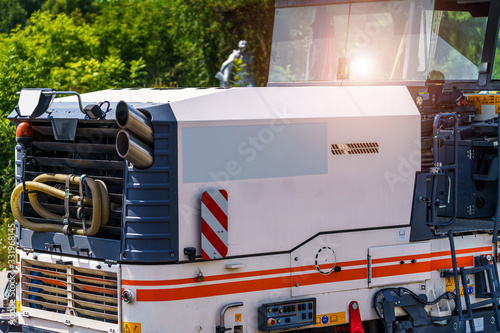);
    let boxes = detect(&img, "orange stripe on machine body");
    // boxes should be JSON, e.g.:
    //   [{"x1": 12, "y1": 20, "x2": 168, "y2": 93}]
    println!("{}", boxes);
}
[
  {"x1": 137, "y1": 275, "x2": 291, "y2": 302},
  {"x1": 292, "y1": 259, "x2": 367, "y2": 273},
  {"x1": 372, "y1": 253, "x2": 430, "y2": 265},
  {"x1": 291, "y1": 267, "x2": 367, "y2": 287},
  {"x1": 123, "y1": 267, "x2": 292, "y2": 286},
  {"x1": 431, "y1": 246, "x2": 491, "y2": 258},
  {"x1": 123, "y1": 259, "x2": 367, "y2": 287},
  {"x1": 431, "y1": 256, "x2": 475, "y2": 271},
  {"x1": 136, "y1": 268, "x2": 367, "y2": 302},
  {"x1": 372, "y1": 261, "x2": 430, "y2": 278},
  {"x1": 125, "y1": 245, "x2": 493, "y2": 301}
]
